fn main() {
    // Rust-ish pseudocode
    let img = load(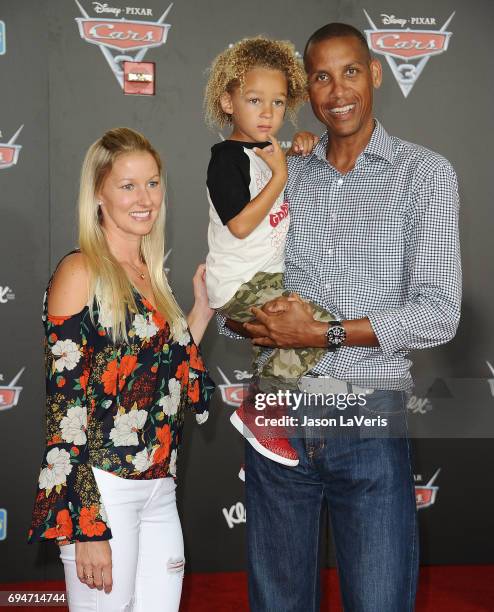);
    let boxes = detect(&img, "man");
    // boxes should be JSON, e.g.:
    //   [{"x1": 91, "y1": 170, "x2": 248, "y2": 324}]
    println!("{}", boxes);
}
[{"x1": 221, "y1": 23, "x2": 461, "y2": 611}]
